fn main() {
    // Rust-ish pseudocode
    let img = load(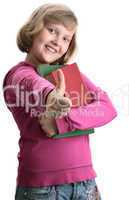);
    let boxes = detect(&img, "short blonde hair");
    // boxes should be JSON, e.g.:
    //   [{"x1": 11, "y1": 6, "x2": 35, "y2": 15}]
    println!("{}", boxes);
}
[{"x1": 17, "y1": 3, "x2": 78, "y2": 64}]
